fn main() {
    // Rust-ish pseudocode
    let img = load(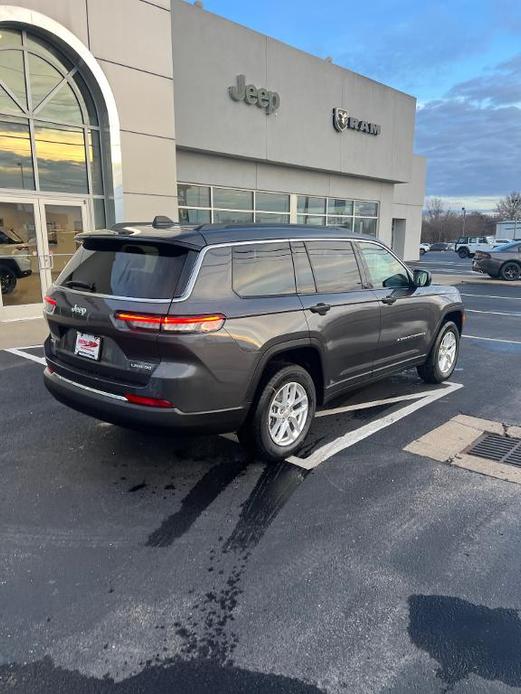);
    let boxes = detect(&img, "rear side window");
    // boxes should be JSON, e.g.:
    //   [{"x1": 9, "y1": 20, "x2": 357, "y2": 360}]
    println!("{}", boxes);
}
[
  {"x1": 305, "y1": 241, "x2": 362, "y2": 293},
  {"x1": 232, "y1": 242, "x2": 295, "y2": 297},
  {"x1": 291, "y1": 241, "x2": 316, "y2": 294},
  {"x1": 56, "y1": 239, "x2": 194, "y2": 299}
]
